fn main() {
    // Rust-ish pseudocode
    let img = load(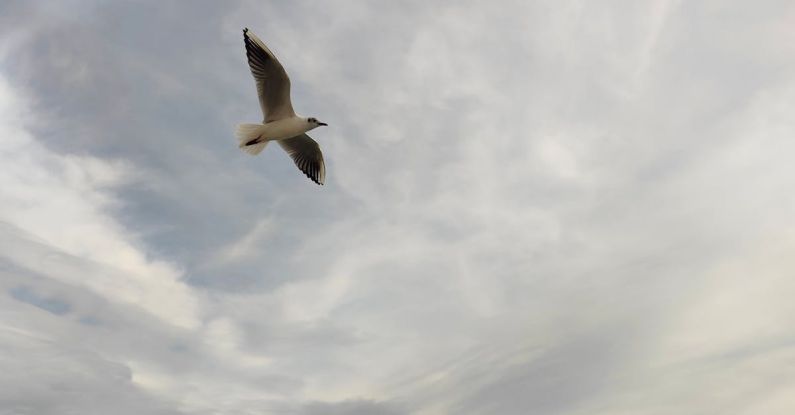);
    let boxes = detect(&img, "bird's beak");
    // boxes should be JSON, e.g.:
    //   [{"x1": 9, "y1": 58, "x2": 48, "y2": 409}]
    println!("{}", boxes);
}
[{"x1": 318, "y1": 122, "x2": 328, "y2": 127}]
